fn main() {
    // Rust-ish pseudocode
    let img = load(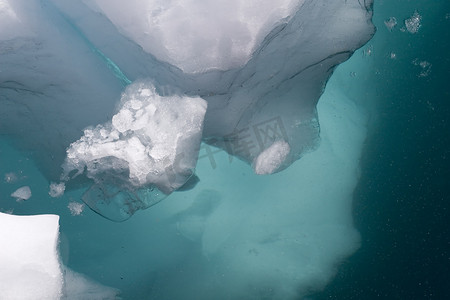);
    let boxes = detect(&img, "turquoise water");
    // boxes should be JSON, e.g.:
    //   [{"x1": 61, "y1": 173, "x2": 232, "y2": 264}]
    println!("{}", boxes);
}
[{"x1": 1, "y1": 0, "x2": 449, "y2": 299}]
